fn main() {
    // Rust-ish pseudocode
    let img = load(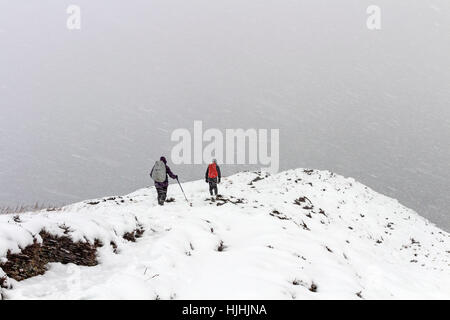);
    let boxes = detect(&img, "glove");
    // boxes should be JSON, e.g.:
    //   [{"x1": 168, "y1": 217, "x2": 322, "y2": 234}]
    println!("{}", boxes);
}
[
  {"x1": 175, "y1": 175, "x2": 178, "y2": 179},
  {"x1": 205, "y1": 179, "x2": 208, "y2": 183}
]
